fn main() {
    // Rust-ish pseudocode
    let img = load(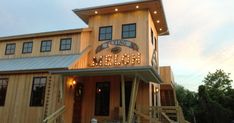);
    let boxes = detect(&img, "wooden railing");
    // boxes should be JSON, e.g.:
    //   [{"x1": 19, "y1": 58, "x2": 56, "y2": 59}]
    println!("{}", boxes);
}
[
  {"x1": 134, "y1": 105, "x2": 188, "y2": 123},
  {"x1": 43, "y1": 105, "x2": 65, "y2": 123}
]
